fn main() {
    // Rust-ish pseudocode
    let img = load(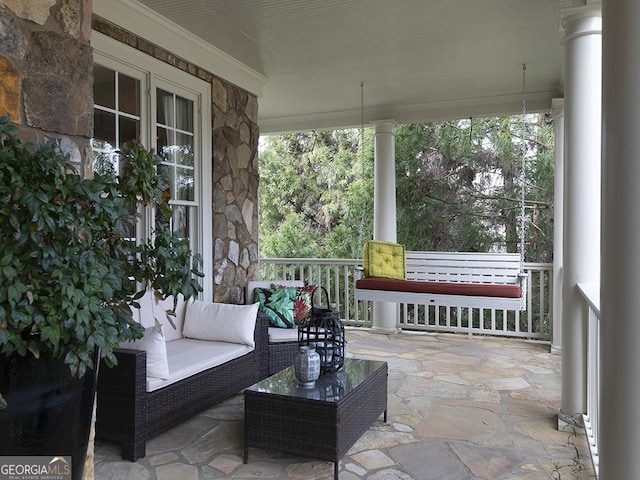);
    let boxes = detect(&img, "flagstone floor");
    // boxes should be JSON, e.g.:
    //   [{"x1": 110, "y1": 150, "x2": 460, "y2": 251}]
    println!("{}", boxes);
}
[{"x1": 94, "y1": 329, "x2": 596, "y2": 480}]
